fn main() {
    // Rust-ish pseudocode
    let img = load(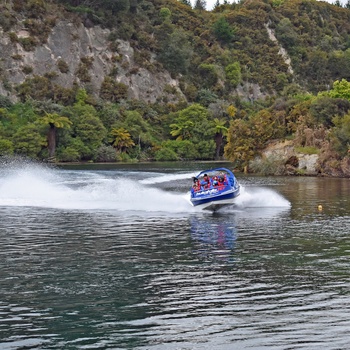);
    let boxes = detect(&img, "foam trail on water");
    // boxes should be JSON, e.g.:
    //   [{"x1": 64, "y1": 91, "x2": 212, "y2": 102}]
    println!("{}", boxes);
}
[
  {"x1": 0, "y1": 164, "x2": 194, "y2": 213},
  {"x1": 140, "y1": 172, "x2": 197, "y2": 185},
  {"x1": 235, "y1": 186, "x2": 290, "y2": 208},
  {"x1": 0, "y1": 161, "x2": 290, "y2": 214}
]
